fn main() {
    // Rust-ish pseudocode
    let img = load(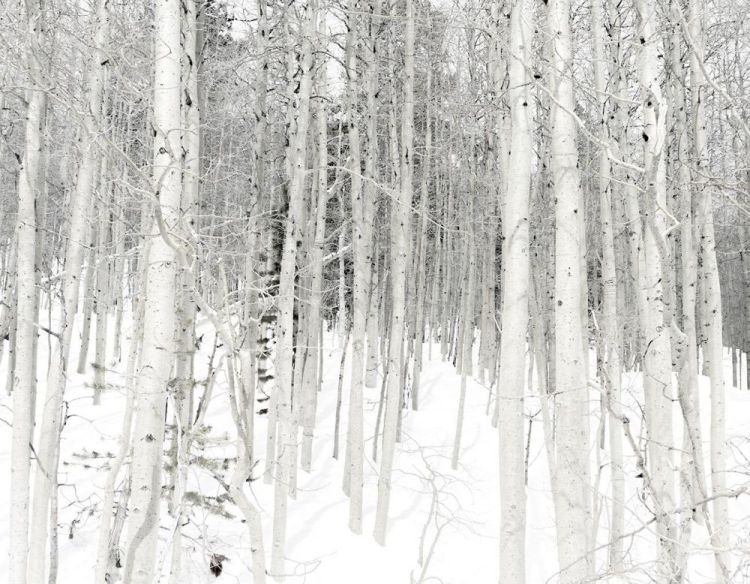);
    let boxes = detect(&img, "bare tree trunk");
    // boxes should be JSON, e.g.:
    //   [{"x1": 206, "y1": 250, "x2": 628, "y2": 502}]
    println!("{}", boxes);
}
[
  {"x1": 636, "y1": 0, "x2": 677, "y2": 577},
  {"x1": 667, "y1": 7, "x2": 708, "y2": 578},
  {"x1": 452, "y1": 230, "x2": 475, "y2": 470},
  {"x1": 547, "y1": 0, "x2": 592, "y2": 579},
  {"x1": 121, "y1": 0, "x2": 181, "y2": 578},
  {"x1": 270, "y1": 2, "x2": 316, "y2": 574},
  {"x1": 497, "y1": 1, "x2": 533, "y2": 580},
  {"x1": 77, "y1": 211, "x2": 97, "y2": 375},
  {"x1": 300, "y1": 11, "x2": 329, "y2": 471},
  {"x1": 592, "y1": 0, "x2": 624, "y2": 570},
  {"x1": 365, "y1": 256, "x2": 380, "y2": 388},
  {"x1": 27, "y1": 3, "x2": 109, "y2": 582},
  {"x1": 95, "y1": 246, "x2": 142, "y2": 583},
  {"x1": 374, "y1": 0, "x2": 414, "y2": 545},
  {"x1": 10, "y1": 2, "x2": 47, "y2": 582},
  {"x1": 688, "y1": 0, "x2": 729, "y2": 577},
  {"x1": 168, "y1": 0, "x2": 202, "y2": 578},
  {"x1": 411, "y1": 68, "x2": 431, "y2": 410},
  {"x1": 343, "y1": 0, "x2": 366, "y2": 532},
  {"x1": 93, "y1": 187, "x2": 110, "y2": 401}
]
